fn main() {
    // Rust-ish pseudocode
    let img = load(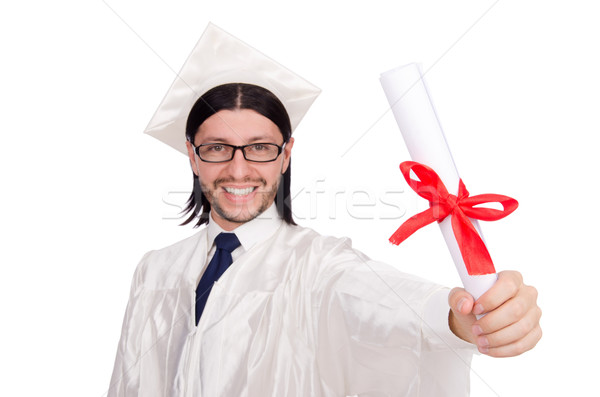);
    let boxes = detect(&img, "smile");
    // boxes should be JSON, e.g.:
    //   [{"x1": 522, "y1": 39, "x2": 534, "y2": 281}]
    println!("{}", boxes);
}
[{"x1": 223, "y1": 187, "x2": 256, "y2": 196}]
